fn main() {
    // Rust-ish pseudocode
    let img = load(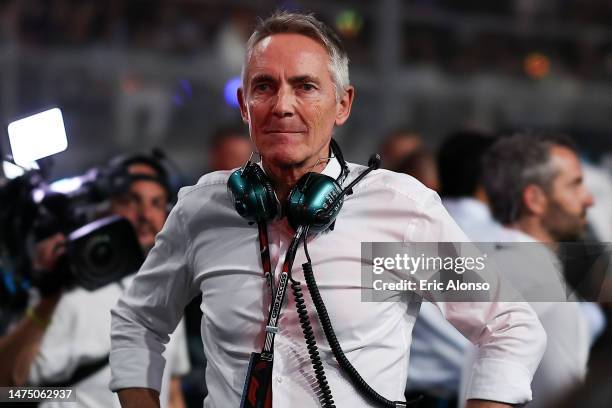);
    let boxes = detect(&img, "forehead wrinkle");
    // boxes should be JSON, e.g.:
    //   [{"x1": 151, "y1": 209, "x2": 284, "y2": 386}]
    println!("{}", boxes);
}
[{"x1": 246, "y1": 34, "x2": 333, "y2": 85}]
